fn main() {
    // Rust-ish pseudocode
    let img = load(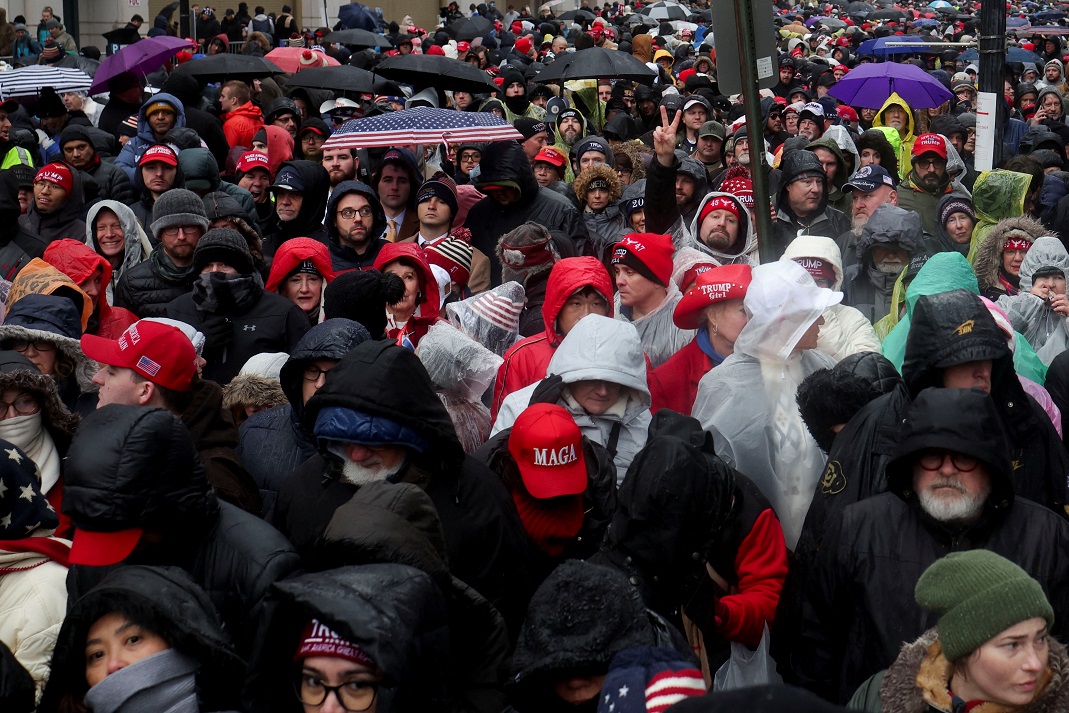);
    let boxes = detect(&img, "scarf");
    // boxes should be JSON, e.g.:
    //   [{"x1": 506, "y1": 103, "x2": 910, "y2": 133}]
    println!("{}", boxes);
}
[
  {"x1": 696, "y1": 328, "x2": 728, "y2": 366},
  {"x1": 84, "y1": 649, "x2": 201, "y2": 713},
  {"x1": 150, "y1": 247, "x2": 195, "y2": 285},
  {"x1": 511, "y1": 487, "x2": 584, "y2": 557},
  {"x1": 0, "y1": 413, "x2": 61, "y2": 494},
  {"x1": 998, "y1": 266, "x2": 1021, "y2": 296},
  {"x1": 191, "y1": 272, "x2": 262, "y2": 316},
  {"x1": 504, "y1": 94, "x2": 531, "y2": 116}
]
